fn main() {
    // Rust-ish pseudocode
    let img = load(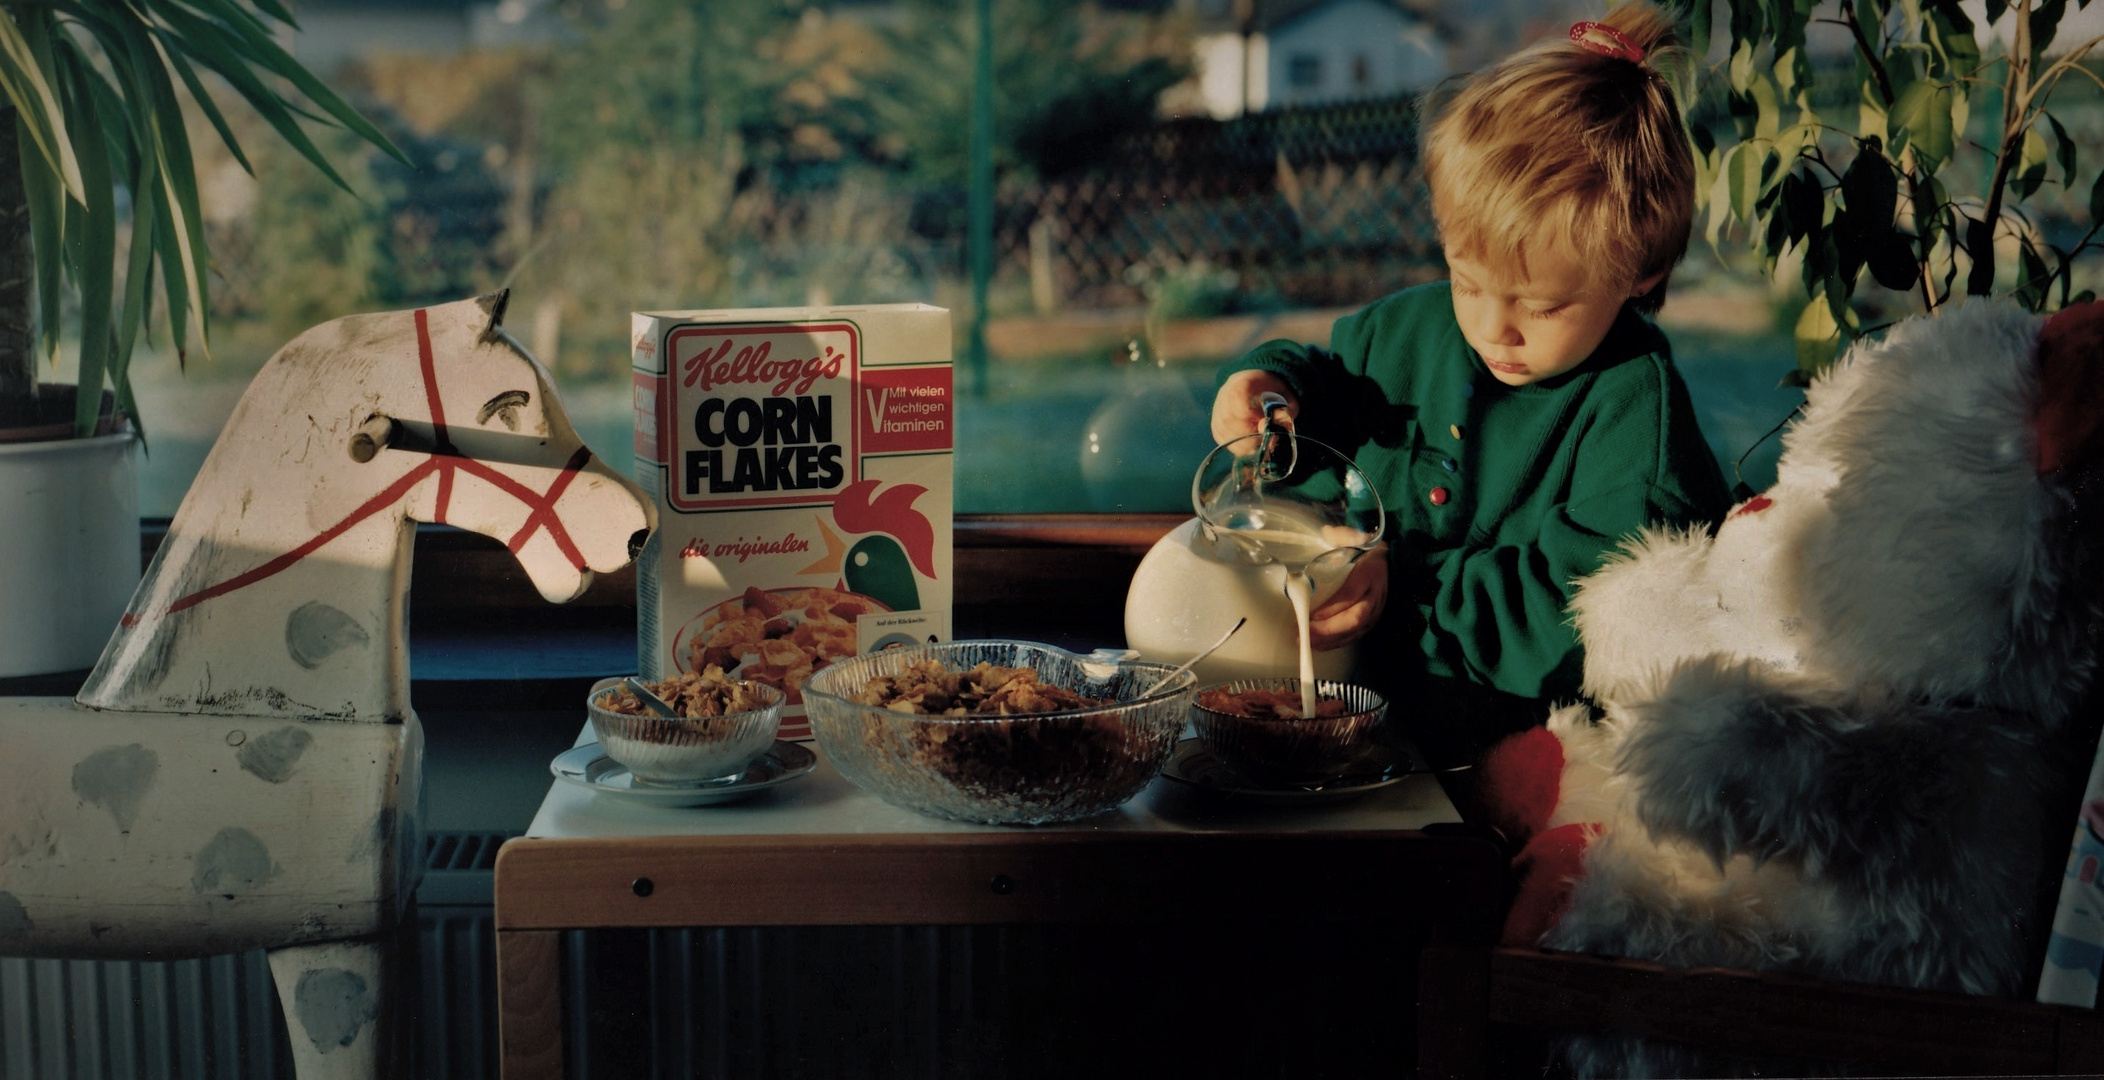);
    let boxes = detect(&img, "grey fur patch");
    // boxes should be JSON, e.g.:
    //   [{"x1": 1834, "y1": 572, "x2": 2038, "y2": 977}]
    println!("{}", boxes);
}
[
  {"x1": 237, "y1": 726, "x2": 315, "y2": 784},
  {"x1": 0, "y1": 892, "x2": 31, "y2": 937},
  {"x1": 285, "y1": 602, "x2": 369, "y2": 670},
  {"x1": 293, "y1": 967, "x2": 377, "y2": 1051},
  {"x1": 190, "y1": 827, "x2": 280, "y2": 894},
  {"x1": 71, "y1": 745, "x2": 159, "y2": 832}
]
